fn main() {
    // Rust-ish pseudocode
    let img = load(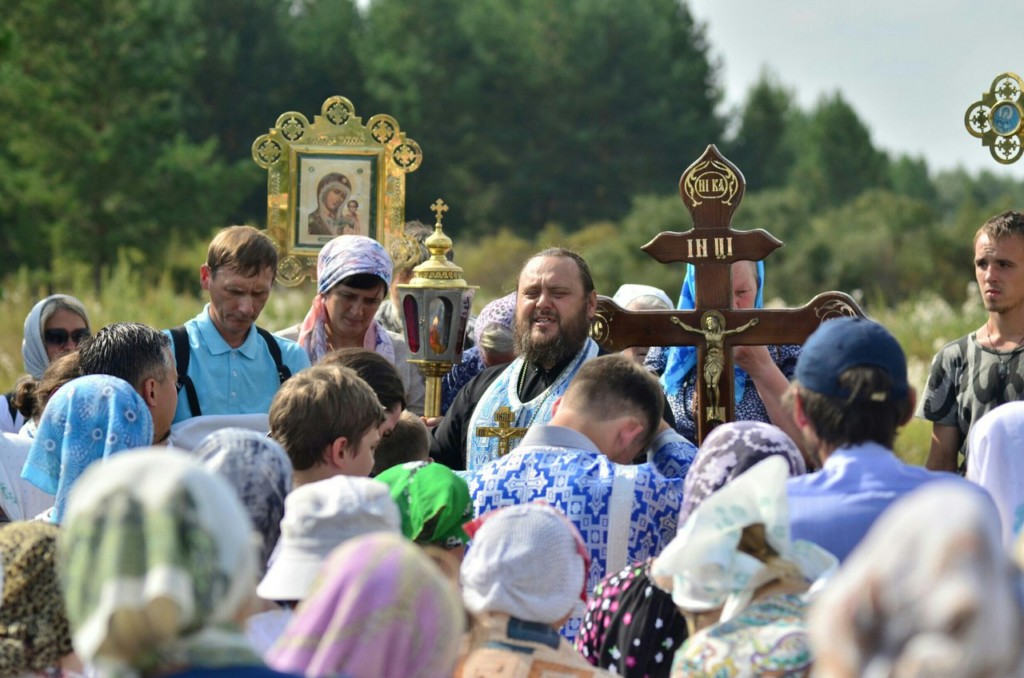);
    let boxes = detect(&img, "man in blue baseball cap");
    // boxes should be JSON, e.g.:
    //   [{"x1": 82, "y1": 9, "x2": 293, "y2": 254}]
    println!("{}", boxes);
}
[{"x1": 784, "y1": 317, "x2": 968, "y2": 561}]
